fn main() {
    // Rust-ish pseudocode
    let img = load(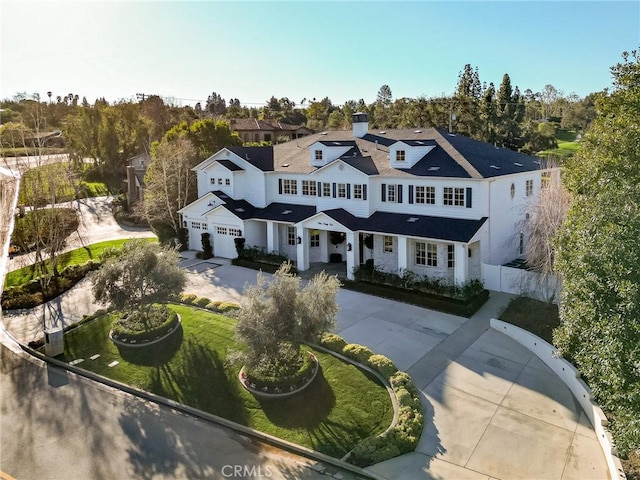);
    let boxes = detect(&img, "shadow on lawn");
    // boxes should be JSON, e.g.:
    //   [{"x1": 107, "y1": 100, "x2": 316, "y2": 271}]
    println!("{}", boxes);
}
[
  {"x1": 148, "y1": 338, "x2": 249, "y2": 425},
  {"x1": 116, "y1": 326, "x2": 184, "y2": 367},
  {"x1": 256, "y1": 366, "x2": 336, "y2": 429}
]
